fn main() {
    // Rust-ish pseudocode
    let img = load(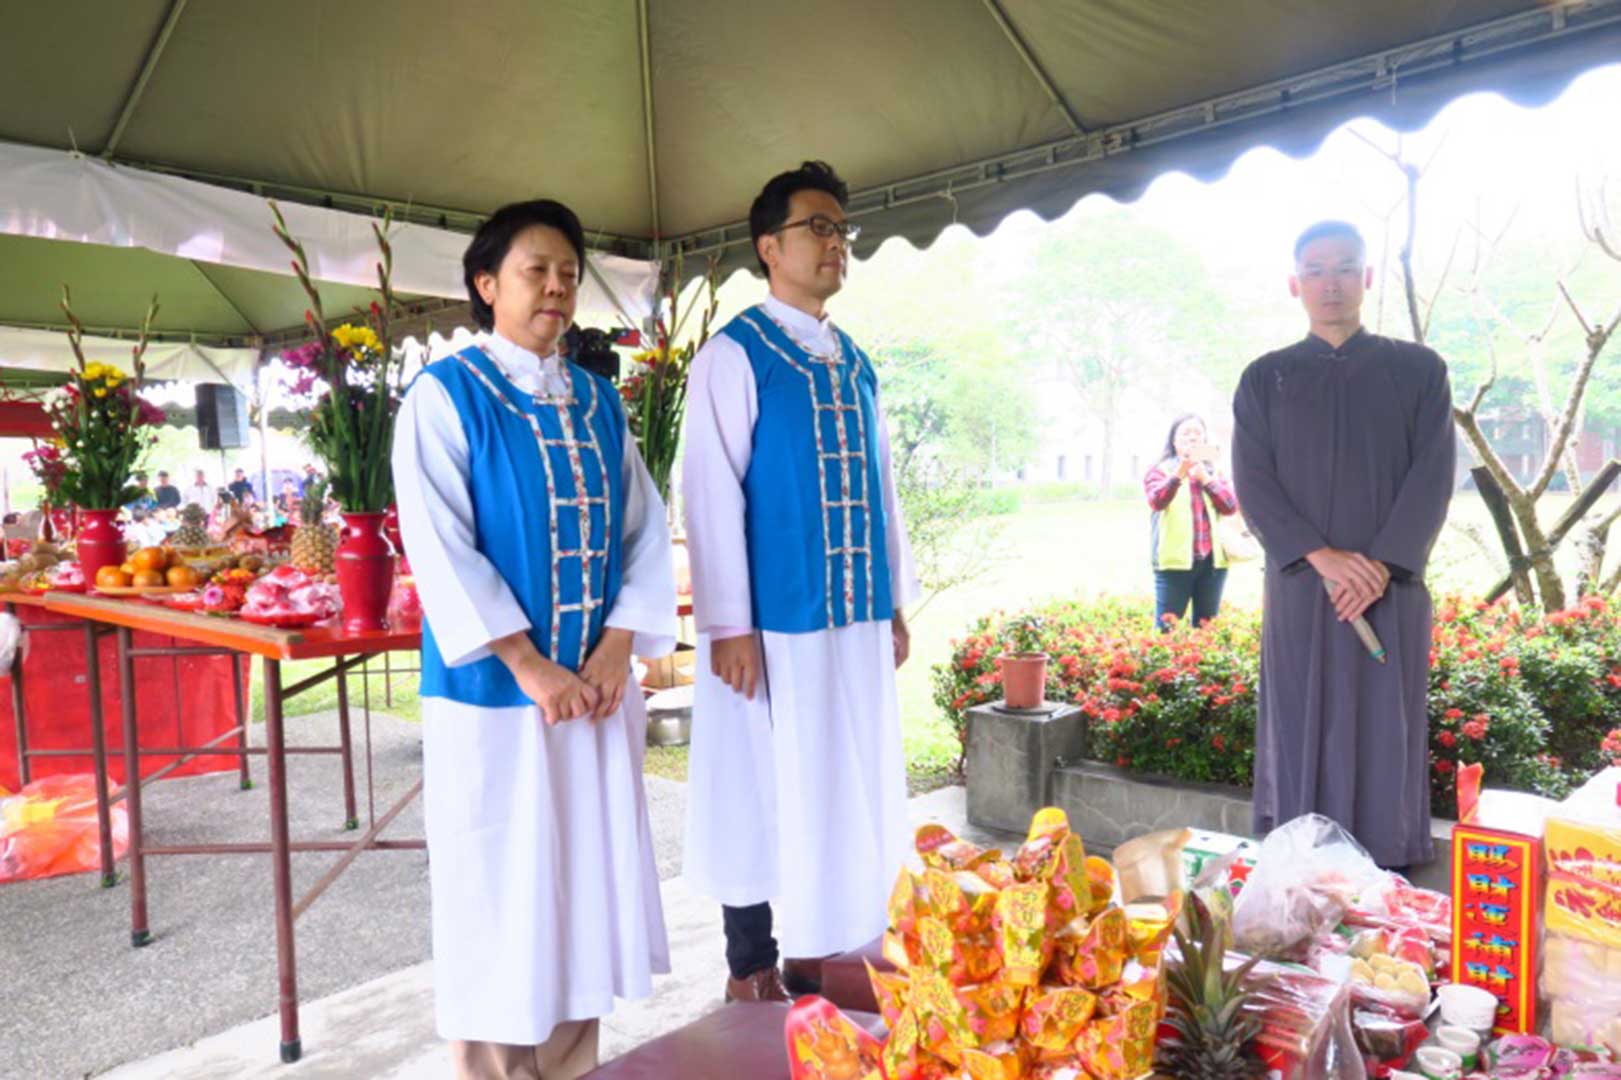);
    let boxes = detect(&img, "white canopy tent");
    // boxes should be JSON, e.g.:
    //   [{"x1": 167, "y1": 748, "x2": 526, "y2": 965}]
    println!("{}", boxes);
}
[
  {"x1": 0, "y1": 141, "x2": 662, "y2": 385},
  {"x1": 1, "y1": 1, "x2": 1618, "y2": 372}
]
